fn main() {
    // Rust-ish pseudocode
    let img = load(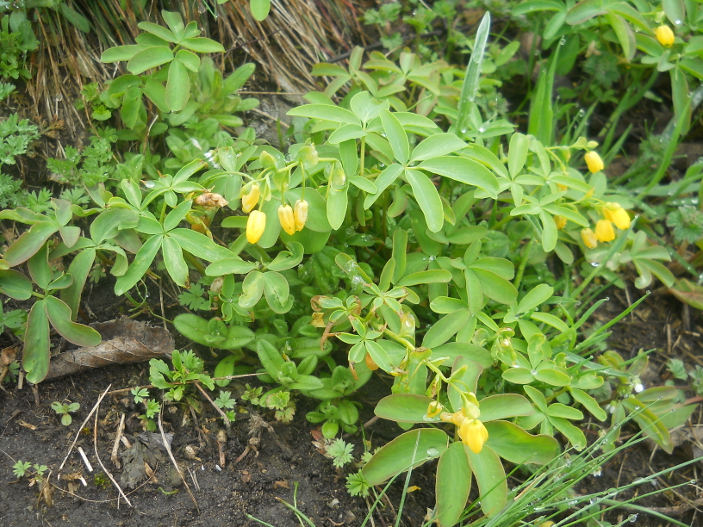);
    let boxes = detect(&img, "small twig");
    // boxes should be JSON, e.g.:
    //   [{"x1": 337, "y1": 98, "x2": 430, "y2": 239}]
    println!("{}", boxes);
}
[
  {"x1": 110, "y1": 413, "x2": 125, "y2": 468},
  {"x1": 158, "y1": 411, "x2": 198, "y2": 511},
  {"x1": 248, "y1": 107, "x2": 290, "y2": 129},
  {"x1": 76, "y1": 447, "x2": 93, "y2": 472},
  {"x1": 93, "y1": 401, "x2": 132, "y2": 506},
  {"x1": 194, "y1": 381, "x2": 230, "y2": 428},
  {"x1": 59, "y1": 384, "x2": 111, "y2": 471}
]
